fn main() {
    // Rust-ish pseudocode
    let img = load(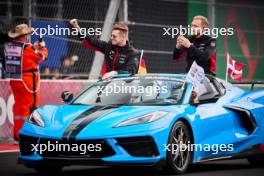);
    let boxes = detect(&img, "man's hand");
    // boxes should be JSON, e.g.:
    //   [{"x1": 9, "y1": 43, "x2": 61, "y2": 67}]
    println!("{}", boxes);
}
[
  {"x1": 102, "y1": 71, "x2": 118, "y2": 80},
  {"x1": 33, "y1": 41, "x2": 46, "y2": 49},
  {"x1": 69, "y1": 19, "x2": 81, "y2": 32},
  {"x1": 69, "y1": 19, "x2": 78, "y2": 28},
  {"x1": 175, "y1": 35, "x2": 182, "y2": 49},
  {"x1": 177, "y1": 36, "x2": 191, "y2": 48},
  {"x1": 33, "y1": 41, "x2": 39, "y2": 49},
  {"x1": 39, "y1": 41, "x2": 46, "y2": 48}
]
